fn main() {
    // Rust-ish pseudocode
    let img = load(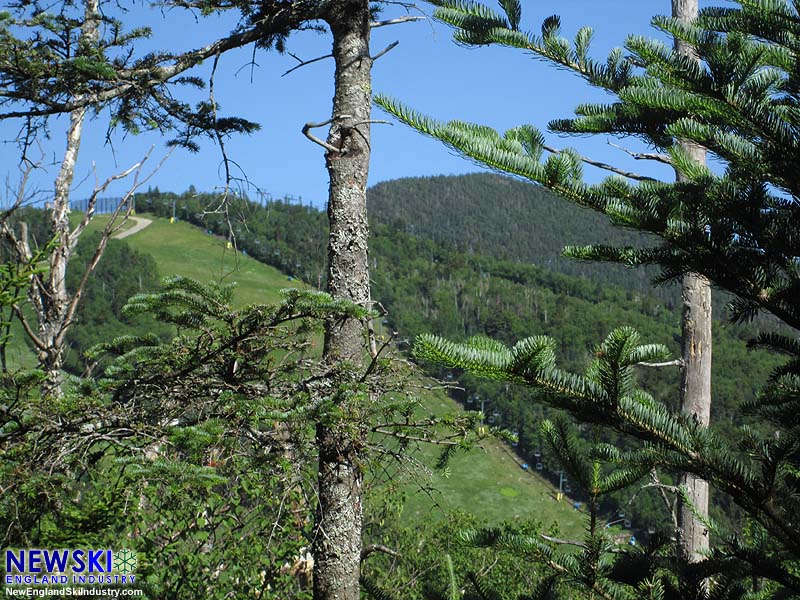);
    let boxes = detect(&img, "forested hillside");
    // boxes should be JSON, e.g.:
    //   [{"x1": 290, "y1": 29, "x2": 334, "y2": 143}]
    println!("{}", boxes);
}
[
  {"x1": 368, "y1": 173, "x2": 674, "y2": 304},
  {"x1": 132, "y1": 183, "x2": 779, "y2": 535},
  {"x1": 0, "y1": 180, "x2": 785, "y2": 592}
]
